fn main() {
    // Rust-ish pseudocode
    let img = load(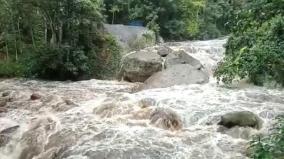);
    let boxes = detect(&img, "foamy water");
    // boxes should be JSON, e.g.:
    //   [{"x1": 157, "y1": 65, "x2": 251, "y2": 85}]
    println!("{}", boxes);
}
[{"x1": 0, "y1": 39, "x2": 283, "y2": 159}]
